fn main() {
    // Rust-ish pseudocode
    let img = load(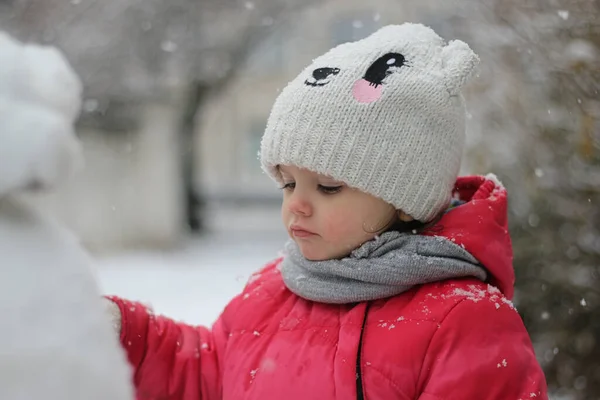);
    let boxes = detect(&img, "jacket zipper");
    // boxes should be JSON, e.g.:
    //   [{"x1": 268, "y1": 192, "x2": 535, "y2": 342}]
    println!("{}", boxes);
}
[{"x1": 356, "y1": 304, "x2": 369, "y2": 400}]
